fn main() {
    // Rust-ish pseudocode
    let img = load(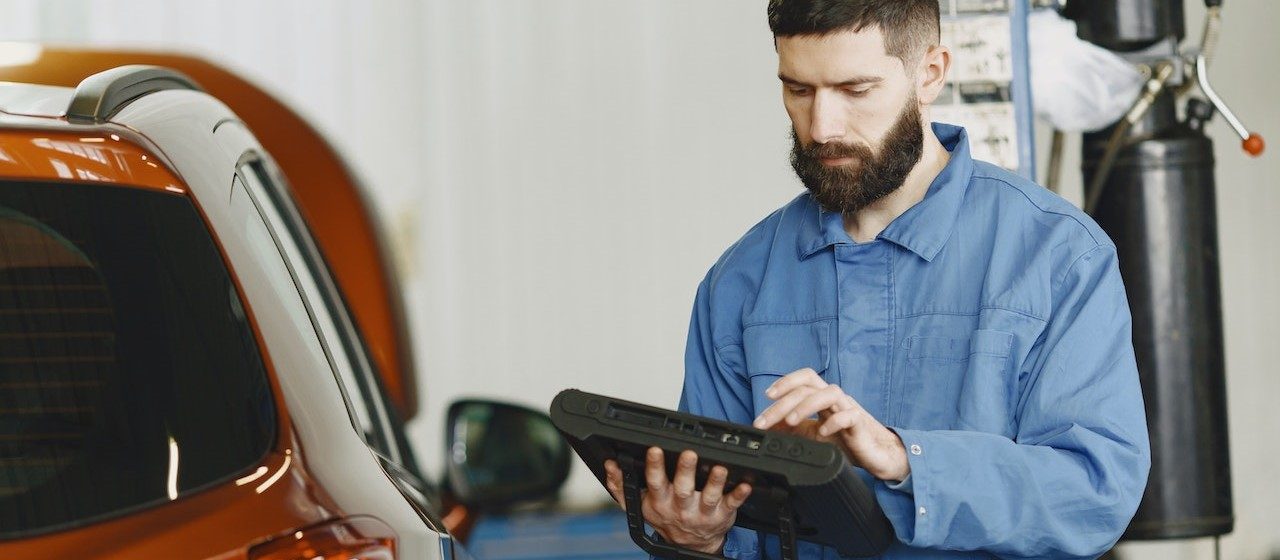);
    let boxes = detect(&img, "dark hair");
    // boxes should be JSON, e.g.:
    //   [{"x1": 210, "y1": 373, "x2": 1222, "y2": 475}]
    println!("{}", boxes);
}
[{"x1": 767, "y1": 0, "x2": 941, "y2": 64}]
